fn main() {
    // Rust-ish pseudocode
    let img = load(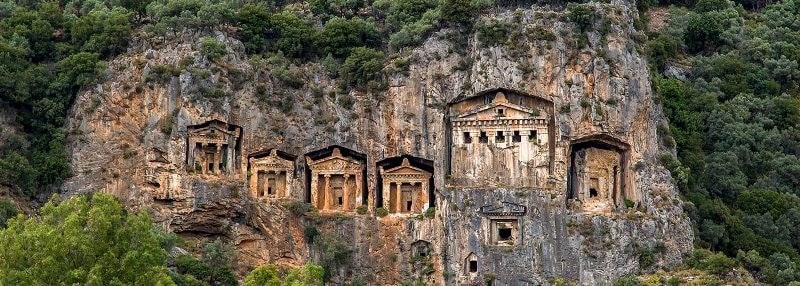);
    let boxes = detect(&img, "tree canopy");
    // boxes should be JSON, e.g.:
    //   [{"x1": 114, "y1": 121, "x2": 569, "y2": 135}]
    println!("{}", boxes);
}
[{"x1": 0, "y1": 193, "x2": 173, "y2": 285}]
